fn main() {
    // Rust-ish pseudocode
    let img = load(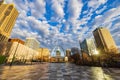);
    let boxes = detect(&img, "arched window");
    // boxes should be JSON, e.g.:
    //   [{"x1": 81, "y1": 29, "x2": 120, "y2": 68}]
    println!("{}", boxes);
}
[
  {"x1": 4, "y1": 5, "x2": 13, "y2": 16},
  {"x1": 5, "y1": 10, "x2": 10, "y2": 16},
  {"x1": 8, "y1": 5, "x2": 13, "y2": 10}
]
